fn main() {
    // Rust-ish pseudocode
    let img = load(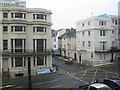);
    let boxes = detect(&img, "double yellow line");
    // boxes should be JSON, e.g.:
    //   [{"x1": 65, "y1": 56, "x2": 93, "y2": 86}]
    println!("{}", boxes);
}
[
  {"x1": 91, "y1": 69, "x2": 98, "y2": 83},
  {"x1": 67, "y1": 72, "x2": 88, "y2": 85}
]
